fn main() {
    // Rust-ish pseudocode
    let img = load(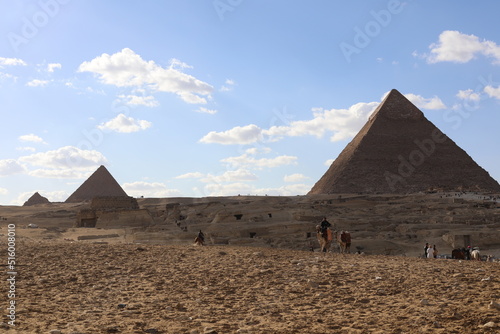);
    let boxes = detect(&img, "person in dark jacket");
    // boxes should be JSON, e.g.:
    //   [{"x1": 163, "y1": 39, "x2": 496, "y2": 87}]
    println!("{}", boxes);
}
[
  {"x1": 424, "y1": 243, "x2": 429, "y2": 259},
  {"x1": 320, "y1": 217, "x2": 331, "y2": 239}
]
